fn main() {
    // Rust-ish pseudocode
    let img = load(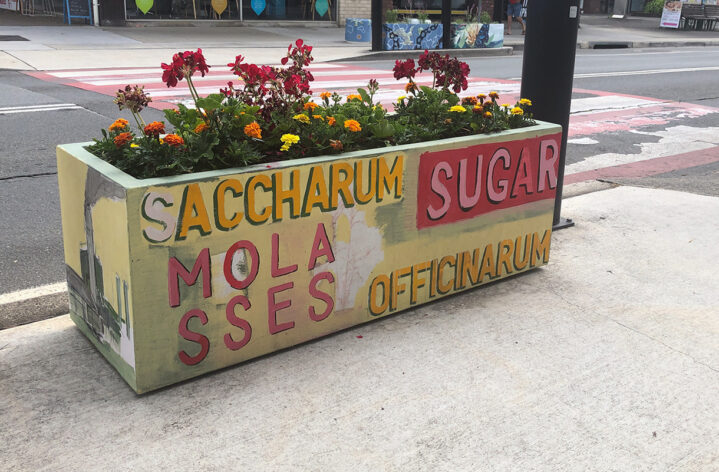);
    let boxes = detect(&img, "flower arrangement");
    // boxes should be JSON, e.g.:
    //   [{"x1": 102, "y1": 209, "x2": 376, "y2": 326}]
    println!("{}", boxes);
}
[{"x1": 87, "y1": 40, "x2": 535, "y2": 180}]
